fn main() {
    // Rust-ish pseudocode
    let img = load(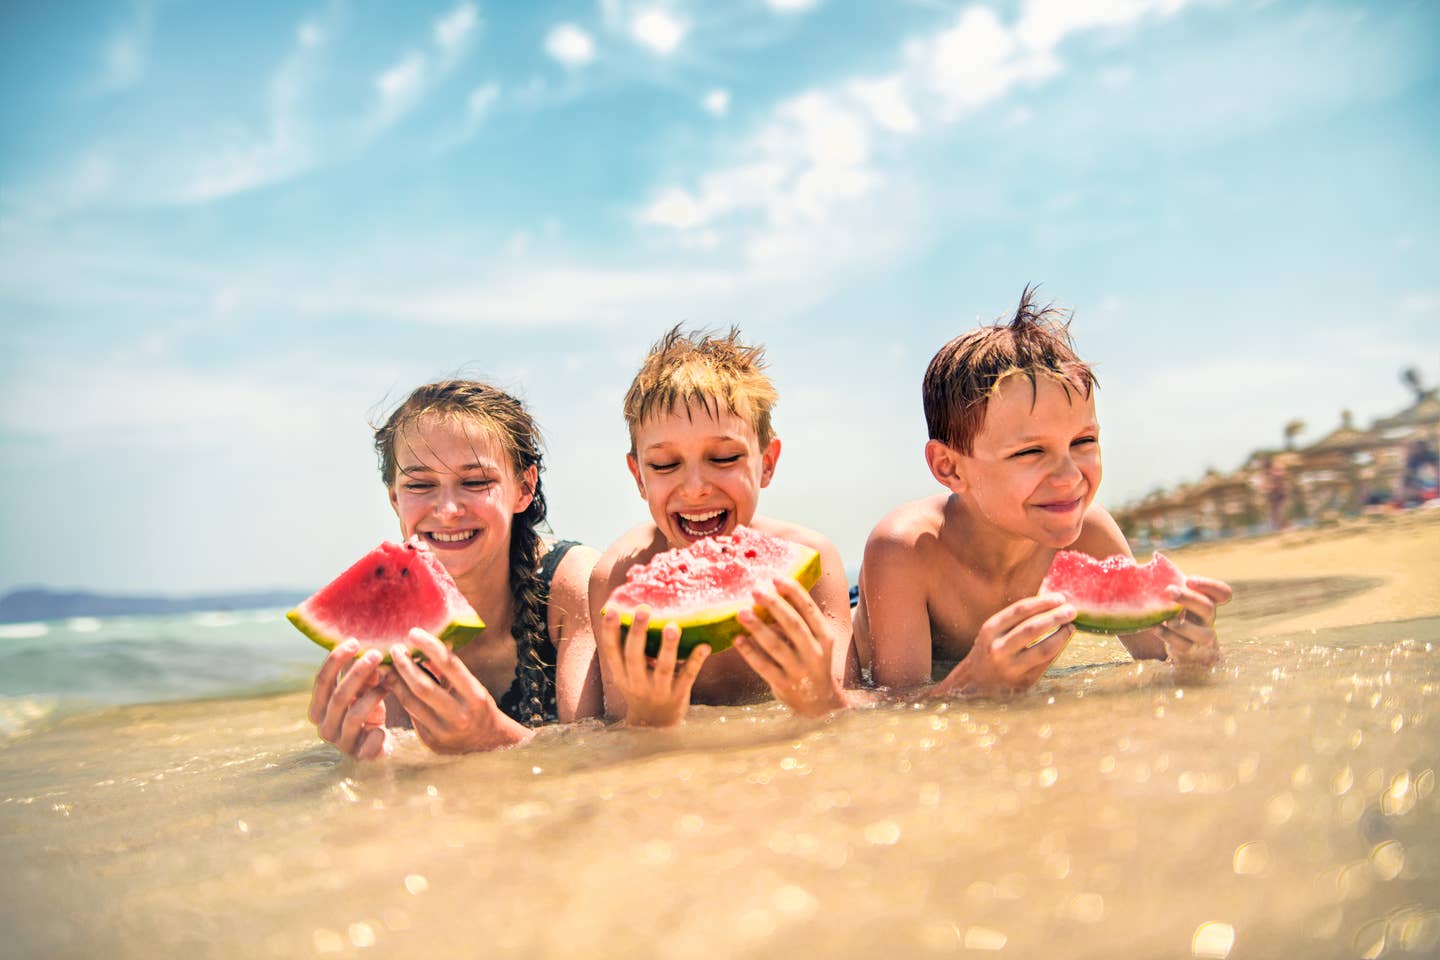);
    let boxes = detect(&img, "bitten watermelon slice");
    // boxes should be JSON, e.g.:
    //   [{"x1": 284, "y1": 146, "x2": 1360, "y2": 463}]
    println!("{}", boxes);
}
[
  {"x1": 287, "y1": 538, "x2": 485, "y2": 659},
  {"x1": 603, "y1": 526, "x2": 822, "y2": 658},
  {"x1": 1041, "y1": 550, "x2": 1185, "y2": 634}
]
